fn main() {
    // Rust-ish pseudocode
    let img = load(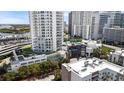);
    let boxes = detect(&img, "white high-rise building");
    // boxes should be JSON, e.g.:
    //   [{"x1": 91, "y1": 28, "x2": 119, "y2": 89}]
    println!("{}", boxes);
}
[
  {"x1": 69, "y1": 12, "x2": 81, "y2": 37},
  {"x1": 91, "y1": 12, "x2": 100, "y2": 40},
  {"x1": 29, "y1": 11, "x2": 64, "y2": 53},
  {"x1": 81, "y1": 11, "x2": 93, "y2": 40},
  {"x1": 98, "y1": 12, "x2": 110, "y2": 39},
  {"x1": 98, "y1": 11, "x2": 123, "y2": 39},
  {"x1": 69, "y1": 11, "x2": 95, "y2": 40}
]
